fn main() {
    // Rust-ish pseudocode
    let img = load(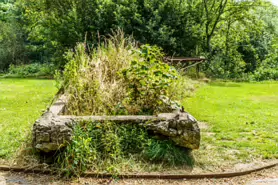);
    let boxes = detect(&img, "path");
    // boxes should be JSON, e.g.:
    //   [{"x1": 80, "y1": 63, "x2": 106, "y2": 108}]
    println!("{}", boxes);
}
[{"x1": 0, "y1": 166, "x2": 277, "y2": 185}]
